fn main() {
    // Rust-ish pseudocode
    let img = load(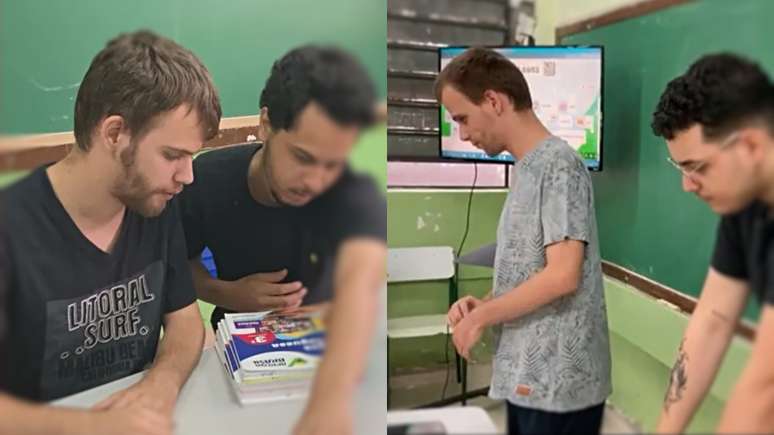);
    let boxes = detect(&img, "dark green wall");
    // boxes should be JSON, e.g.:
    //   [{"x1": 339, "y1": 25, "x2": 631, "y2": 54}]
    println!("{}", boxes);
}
[
  {"x1": 0, "y1": 0, "x2": 386, "y2": 135},
  {"x1": 563, "y1": 0, "x2": 774, "y2": 321}
]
